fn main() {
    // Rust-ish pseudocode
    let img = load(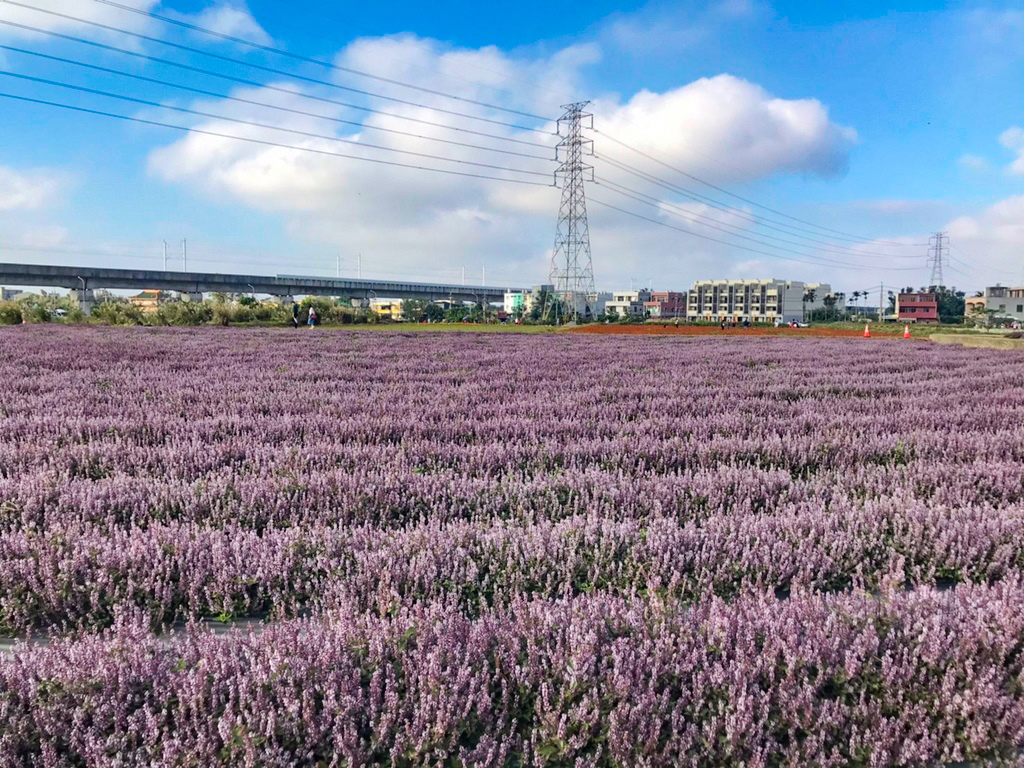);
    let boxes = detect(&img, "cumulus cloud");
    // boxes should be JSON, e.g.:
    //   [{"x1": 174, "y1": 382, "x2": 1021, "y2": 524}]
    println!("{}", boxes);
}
[
  {"x1": 594, "y1": 76, "x2": 857, "y2": 184},
  {"x1": 0, "y1": 166, "x2": 65, "y2": 211},
  {"x1": 146, "y1": 35, "x2": 857, "y2": 289},
  {"x1": 0, "y1": 0, "x2": 158, "y2": 42},
  {"x1": 945, "y1": 196, "x2": 1024, "y2": 287},
  {"x1": 1000, "y1": 127, "x2": 1024, "y2": 175},
  {"x1": 177, "y1": 3, "x2": 271, "y2": 46}
]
